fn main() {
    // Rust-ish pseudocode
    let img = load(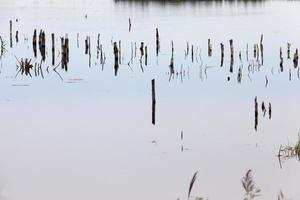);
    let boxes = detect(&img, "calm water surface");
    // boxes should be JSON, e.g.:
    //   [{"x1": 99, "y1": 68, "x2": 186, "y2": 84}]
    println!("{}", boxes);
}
[{"x1": 0, "y1": 0, "x2": 300, "y2": 200}]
